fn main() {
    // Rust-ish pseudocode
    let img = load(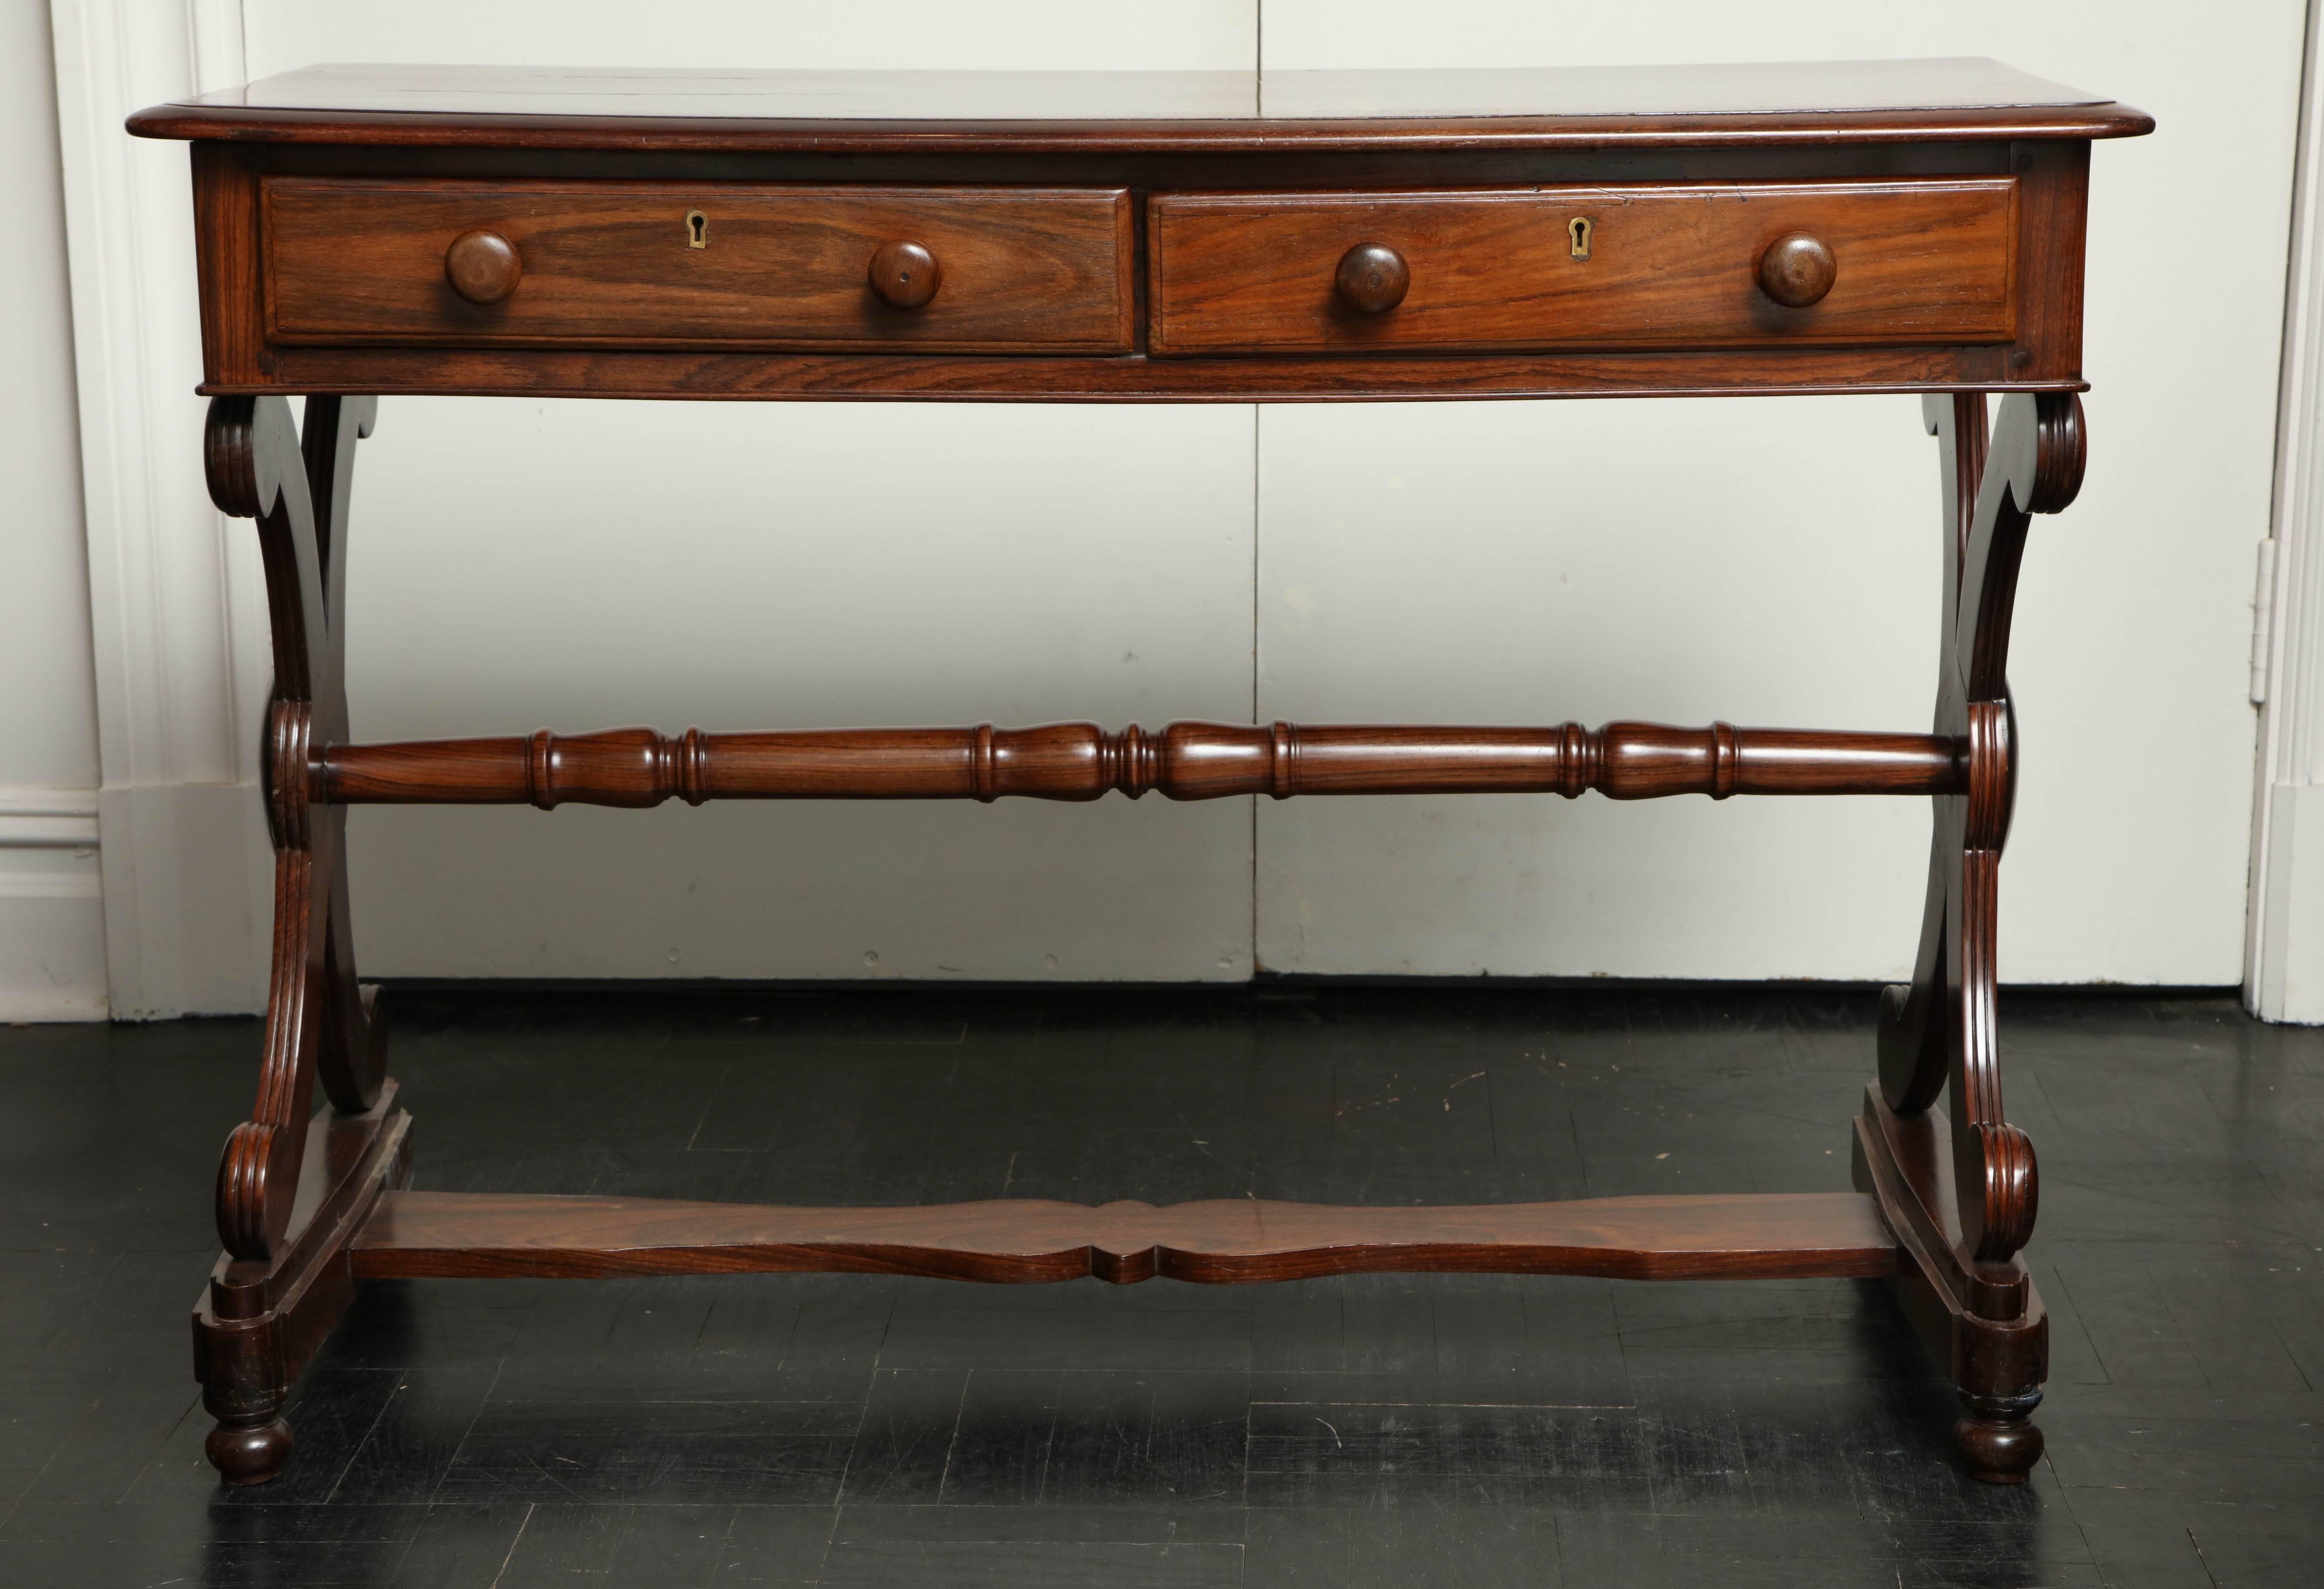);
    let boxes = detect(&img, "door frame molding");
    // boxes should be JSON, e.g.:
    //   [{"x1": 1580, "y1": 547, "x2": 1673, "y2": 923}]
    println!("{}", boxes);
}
[
  {"x1": 2249, "y1": 0, "x2": 2324, "y2": 1020},
  {"x1": 49, "y1": 0, "x2": 268, "y2": 1016}
]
